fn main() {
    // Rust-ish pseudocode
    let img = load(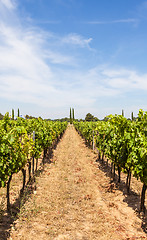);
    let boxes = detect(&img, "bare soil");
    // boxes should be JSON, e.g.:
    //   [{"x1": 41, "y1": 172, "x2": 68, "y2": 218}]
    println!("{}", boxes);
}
[{"x1": 1, "y1": 124, "x2": 147, "y2": 239}]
